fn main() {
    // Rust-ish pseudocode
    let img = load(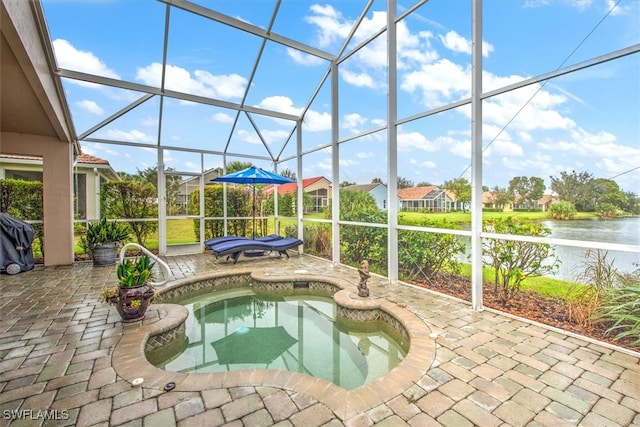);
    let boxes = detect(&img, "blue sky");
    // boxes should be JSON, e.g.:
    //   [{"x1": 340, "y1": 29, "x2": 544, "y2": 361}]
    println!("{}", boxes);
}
[{"x1": 41, "y1": 0, "x2": 640, "y2": 193}]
